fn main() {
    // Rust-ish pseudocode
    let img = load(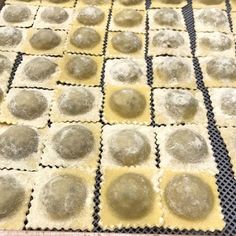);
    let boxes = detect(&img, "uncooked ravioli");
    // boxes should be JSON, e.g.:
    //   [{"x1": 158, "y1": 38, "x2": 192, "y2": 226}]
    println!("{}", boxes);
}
[
  {"x1": 77, "y1": 6, "x2": 105, "y2": 25},
  {"x1": 165, "y1": 128, "x2": 208, "y2": 163},
  {"x1": 111, "y1": 32, "x2": 142, "y2": 53},
  {"x1": 106, "y1": 173, "x2": 154, "y2": 219},
  {"x1": 3, "y1": 5, "x2": 31, "y2": 23},
  {"x1": 119, "y1": 0, "x2": 143, "y2": 5},
  {"x1": 164, "y1": 174, "x2": 214, "y2": 220},
  {"x1": 70, "y1": 27, "x2": 101, "y2": 49},
  {"x1": 0, "y1": 27, "x2": 23, "y2": 47},
  {"x1": 114, "y1": 9, "x2": 143, "y2": 27},
  {"x1": 41, "y1": 7, "x2": 69, "y2": 24},
  {"x1": 154, "y1": 8, "x2": 179, "y2": 26},
  {"x1": 29, "y1": 29, "x2": 61, "y2": 50},
  {"x1": 52, "y1": 125, "x2": 94, "y2": 160},
  {"x1": 58, "y1": 87, "x2": 95, "y2": 115},
  {"x1": 66, "y1": 55, "x2": 97, "y2": 79},
  {"x1": 109, "y1": 88, "x2": 146, "y2": 118},
  {"x1": 0, "y1": 125, "x2": 39, "y2": 160},
  {"x1": 23, "y1": 57, "x2": 57, "y2": 81},
  {"x1": 8, "y1": 90, "x2": 48, "y2": 120},
  {"x1": 108, "y1": 129, "x2": 151, "y2": 166},
  {"x1": 0, "y1": 175, "x2": 25, "y2": 218},
  {"x1": 164, "y1": 90, "x2": 199, "y2": 120},
  {"x1": 40, "y1": 174, "x2": 87, "y2": 219},
  {"x1": 220, "y1": 89, "x2": 236, "y2": 116},
  {"x1": 0, "y1": 54, "x2": 11, "y2": 74}
]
